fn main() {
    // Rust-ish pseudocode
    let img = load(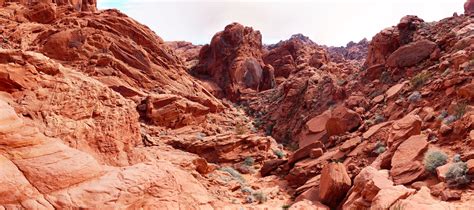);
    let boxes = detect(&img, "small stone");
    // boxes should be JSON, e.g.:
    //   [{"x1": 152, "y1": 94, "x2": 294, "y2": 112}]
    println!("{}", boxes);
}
[
  {"x1": 372, "y1": 95, "x2": 385, "y2": 104},
  {"x1": 440, "y1": 190, "x2": 461, "y2": 201},
  {"x1": 411, "y1": 181, "x2": 428, "y2": 190},
  {"x1": 439, "y1": 124, "x2": 452, "y2": 136},
  {"x1": 436, "y1": 163, "x2": 453, "y2": 182}
]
